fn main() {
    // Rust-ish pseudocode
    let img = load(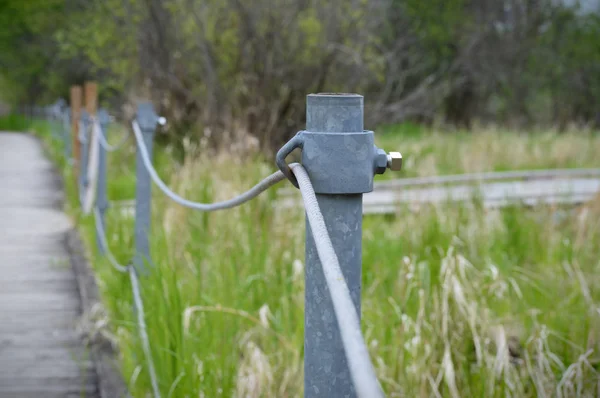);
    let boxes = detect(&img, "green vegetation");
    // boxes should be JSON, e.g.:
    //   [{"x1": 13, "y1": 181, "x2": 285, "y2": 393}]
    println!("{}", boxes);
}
[
  {"x1": 0, "y1": 114, "x2": 30, "y2": 131},
  {"x1": 17, "y1": 115, "x2": 600, "y2": 397},
  {"x1": 2, "y1": 0, "x2": 599, "y2": 152},
  {"x1": 377, "y1": 124, "x2": 600, "y2": 178},
  {"x1": 3, "y1": 0, "x2": 598, "y2": 395}
]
